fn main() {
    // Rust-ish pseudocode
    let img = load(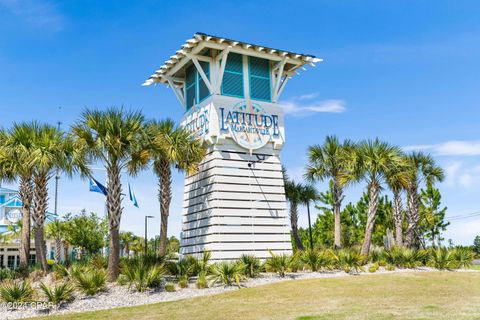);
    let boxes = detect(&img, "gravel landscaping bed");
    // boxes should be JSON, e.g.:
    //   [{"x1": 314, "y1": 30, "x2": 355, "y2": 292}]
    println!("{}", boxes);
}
[{"x1": 2, "y1": 267, "x2": 474, "y2": 319}]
